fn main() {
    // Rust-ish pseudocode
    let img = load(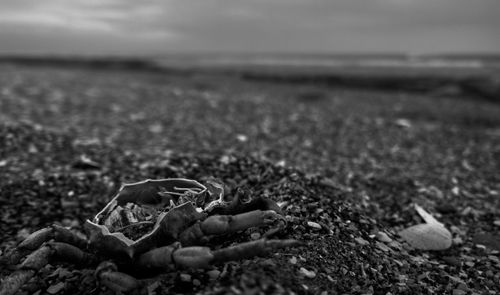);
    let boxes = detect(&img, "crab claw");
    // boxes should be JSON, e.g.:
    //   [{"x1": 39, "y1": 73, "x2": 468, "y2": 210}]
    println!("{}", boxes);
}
[
  {"x1": 137, "y1": 238, "x2": 302, "y2": 270},
  {"x1": 179, "y1": 210, "x2": 286, "y2": 246},
  {"x1": 212, "y1": 238, "x2": 302, "y2": 263},
  {"x1": 176, "y1": 238, "x2": 302, "y2": 268}
]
